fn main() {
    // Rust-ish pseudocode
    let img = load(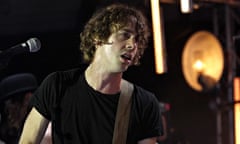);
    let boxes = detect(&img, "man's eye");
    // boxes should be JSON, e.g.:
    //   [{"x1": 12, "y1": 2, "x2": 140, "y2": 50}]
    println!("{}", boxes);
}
[{"x1": 117, "y1": 32, "x2": 131, "y2": 40}]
